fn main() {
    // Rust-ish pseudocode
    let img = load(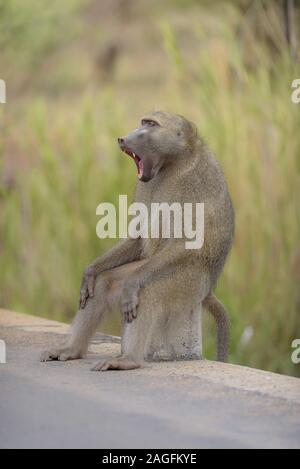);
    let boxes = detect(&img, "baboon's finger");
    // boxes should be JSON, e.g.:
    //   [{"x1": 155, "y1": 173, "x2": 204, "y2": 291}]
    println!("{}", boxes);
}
[
  {"x1": 79, "y1": 288, "x2": 88, "y2": 309},
  {"x1": 88, "y1": 276, "x2": 95, "y2": 298},
  {"x1": 79, "y1": 296, "x2": 85, "y2": 309}
]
